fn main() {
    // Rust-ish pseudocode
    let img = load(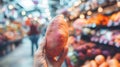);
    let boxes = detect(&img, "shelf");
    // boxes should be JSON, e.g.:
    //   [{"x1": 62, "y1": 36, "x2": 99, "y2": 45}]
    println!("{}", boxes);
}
[
  {"x1": 0, "y1": 39, "x2": 22, "y2": 51},
  {"x1": 84, "y1": 21, "x2": 120, "y2": 30},
  {"x1": 81, "y1": 34, "x2": 120, "y2": 50}
]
